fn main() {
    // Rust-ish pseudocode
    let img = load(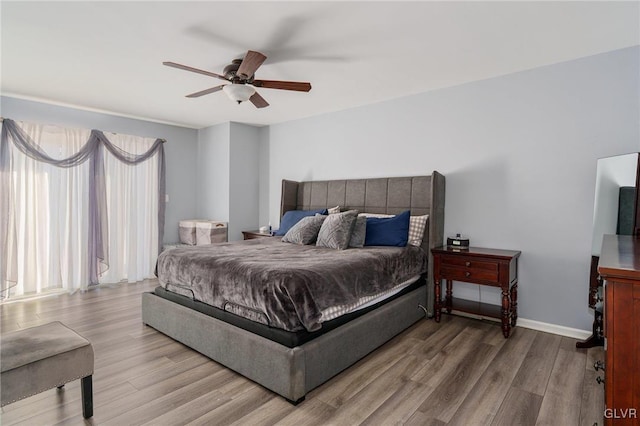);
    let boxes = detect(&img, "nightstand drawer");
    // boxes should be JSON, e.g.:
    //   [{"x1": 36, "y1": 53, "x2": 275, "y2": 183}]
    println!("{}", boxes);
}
[
  {"x1": 440, "y1": 265, "x2": 499, "y2": 283},
  {"x1": 440, "y1": 256, "x2": 499, "y2": 272},
  {"x1": 242, "y1": 230, "x2": 273, "y2": 240}
]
